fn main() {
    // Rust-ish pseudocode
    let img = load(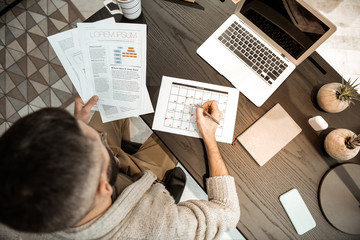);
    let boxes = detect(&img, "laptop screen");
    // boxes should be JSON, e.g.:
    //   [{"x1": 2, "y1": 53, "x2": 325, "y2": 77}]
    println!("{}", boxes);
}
[{"x1": 240, "y1": 0, "x2": 330, "y2": 60}]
